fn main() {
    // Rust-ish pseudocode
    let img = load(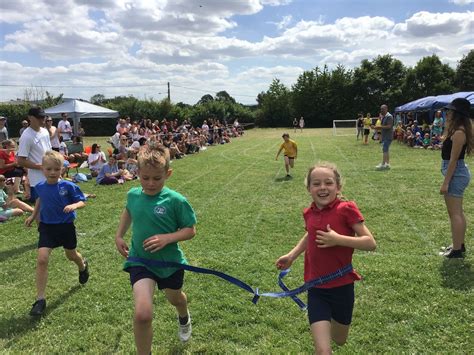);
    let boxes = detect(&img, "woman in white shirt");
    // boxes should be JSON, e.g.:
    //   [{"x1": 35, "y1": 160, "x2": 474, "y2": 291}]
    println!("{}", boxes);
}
[{"x1": 87, "y1": 143, "x2": 106, "y2": 177}]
